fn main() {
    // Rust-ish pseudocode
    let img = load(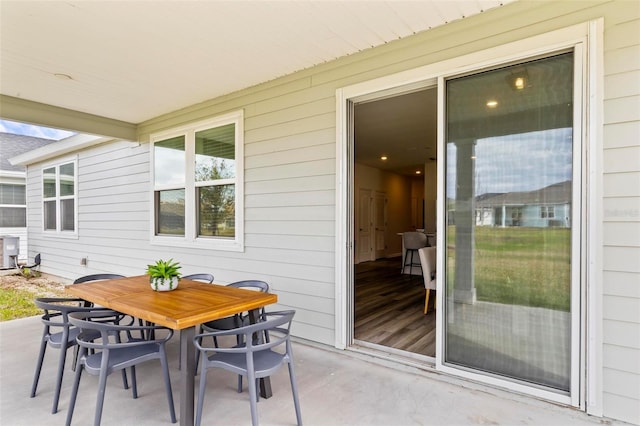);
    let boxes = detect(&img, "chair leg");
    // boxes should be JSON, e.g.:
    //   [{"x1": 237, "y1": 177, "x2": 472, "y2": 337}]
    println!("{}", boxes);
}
[
  {"x1": 94, "y1": 365, "x2": 109, "y2": 426},
  {"x1": 246, "y1": 369, "x2": 259, "y2": 426},
  {"x1": 30, "y1": 337, "x2": 47, "y2": 397},
  {"x1": 65, "y1": 362, "x2": 84, "y2": 426},
  {"x1": 160, "y1": 349, "x2": 176, "y2": 423},
  {"x1": 424, "y1": 289, "x2": 431, "y2": 315},
  {"x1": 130, "y1": 366, "x2": 138, "y2": 399},
  {"x1": 287, "y1": 358, "x2": 303, "y2": 426},
  {"x1": 195, "y1": 365, "x2": 208, "y2": 426},
  {"x1": 51, "y1": 343, "x2": 69, "y2": 413}
]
